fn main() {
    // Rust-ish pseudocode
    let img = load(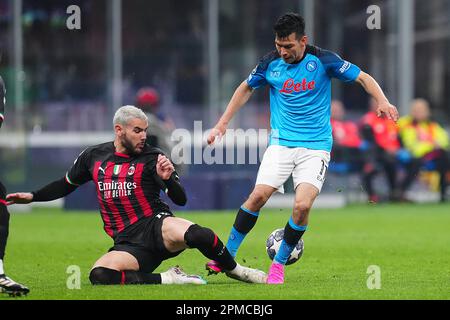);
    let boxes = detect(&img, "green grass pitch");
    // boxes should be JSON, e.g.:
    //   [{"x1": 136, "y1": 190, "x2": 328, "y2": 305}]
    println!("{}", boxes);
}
[{"x1": 1, "y1": 203, "x2": 449, "y2": 300}]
